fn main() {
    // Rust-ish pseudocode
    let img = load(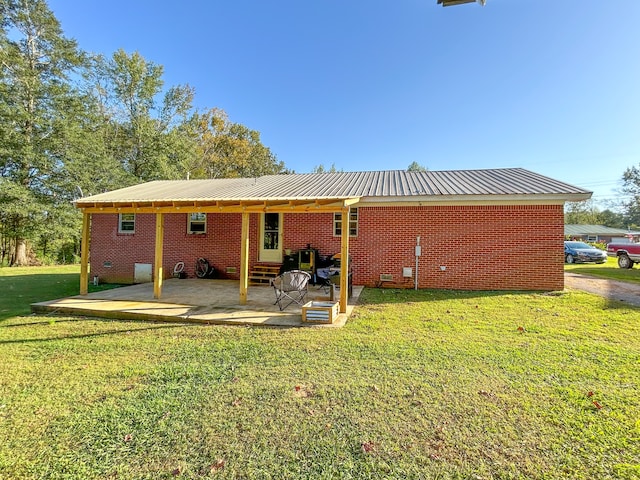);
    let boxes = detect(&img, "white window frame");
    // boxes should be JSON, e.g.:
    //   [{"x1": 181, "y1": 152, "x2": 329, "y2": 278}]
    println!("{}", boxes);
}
[
  {"x1": 333, "y1": 208, "x2": 358, "y2": 237},
  {"x1": 188, "y1": 212, "x2": 207, "y2": 234},
  {"x1": 118, "y1": 213, "x2": 135, "y2": 234}
]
